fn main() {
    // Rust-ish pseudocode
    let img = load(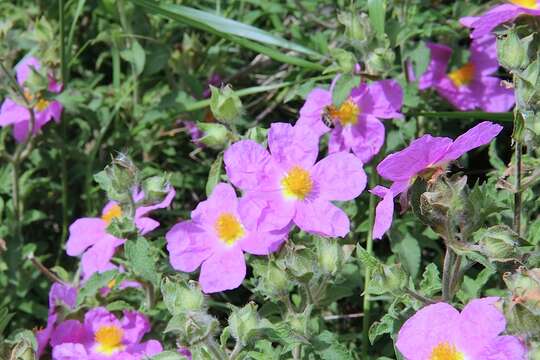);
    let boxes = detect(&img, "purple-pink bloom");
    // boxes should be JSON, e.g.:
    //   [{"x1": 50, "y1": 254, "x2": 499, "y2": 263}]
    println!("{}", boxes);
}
[
  {"x1": 396, "y1": 297, "x2": 527, "y2": 360},
  {"x1": 297, "y1": 80, "x2": 403, "y2": 163},
  {"x1": 414, "y1": 37, "x2": 514, "y2": 112},
  {"x1": 66, "y1": 187, "x2": 175, "y2": 280},
  {"x1": 50, "y1": 307, "x2": 162, "y2": 360},
  {"x1": 36, "y1": 283, "x2": 77, "y2": 358},
  {"x1": 224, "y1": 123, "x2": 367, "y2": 238},
  {"x1": 0, "y1": 56, "x2": 63, "y2": 142},
  {"x1": 463, "y1": 0, "x2": 540, "y2": 39},
  {"x1": 166, "y1": 183, "x2": 289, "y2": 293},
  {"x1": 372, "y1": 121, "x2": 502, "y2": 239}
]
